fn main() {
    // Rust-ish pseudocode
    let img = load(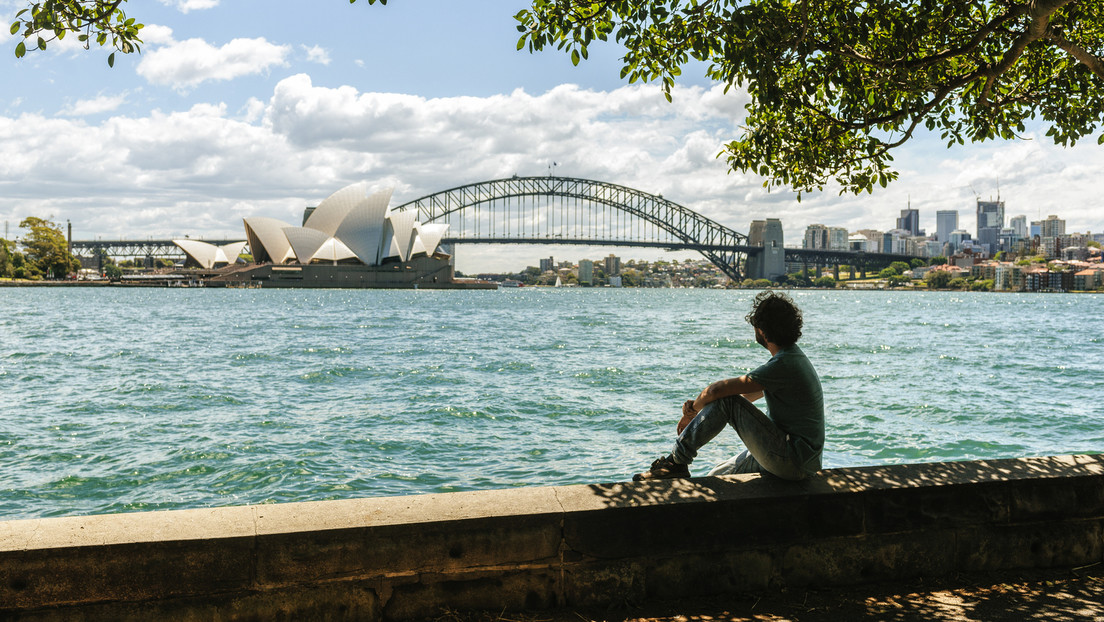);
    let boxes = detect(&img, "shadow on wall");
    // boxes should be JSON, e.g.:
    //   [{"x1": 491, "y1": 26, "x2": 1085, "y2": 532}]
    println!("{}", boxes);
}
[{"x1": 578, "y1": 454, "x2": 1104, "y2": 510}]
